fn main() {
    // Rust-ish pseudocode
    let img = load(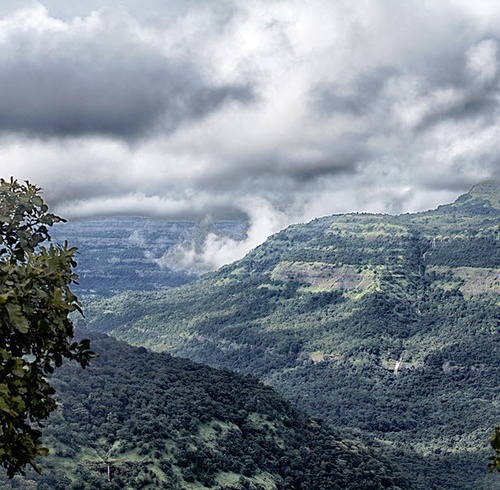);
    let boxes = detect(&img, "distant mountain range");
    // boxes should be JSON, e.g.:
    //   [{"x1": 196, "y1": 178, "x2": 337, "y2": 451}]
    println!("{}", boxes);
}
[
  {"x1": 51, "y1": 218, "x2": 246, "y2": 297},
  {"x1": 82, "y1": 182, "x2": 500, "y2": 489}
]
